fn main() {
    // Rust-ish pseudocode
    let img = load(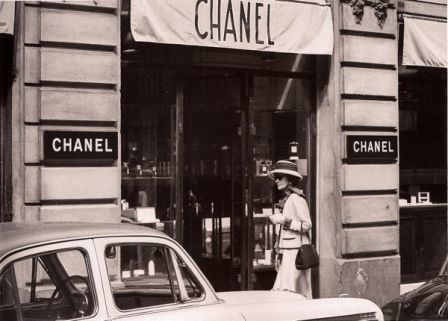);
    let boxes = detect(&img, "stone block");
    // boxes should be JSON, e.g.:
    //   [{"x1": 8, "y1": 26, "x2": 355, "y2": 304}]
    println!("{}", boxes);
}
[
  {"x1": 342, "y1": 67, "x2": 398, "y2": 97},
  {"x1": 40, "y1": 48, "x2": 118, "y2": 84},
  {"x1": 39, "y1": 204, "x2": 121, "y2": 223},
  {"x1": 342, "y1": 195, "x2": 399, "y2": 224},
  {"x1": 342, "y1": 226, "x2": 399, "y2": 254},
  {"x1": 342, "y1": 164, "x2": 399, "y2": 191},
  {"x1": 41, "y1": 167, "x2": 119, "y2": 200},
  {"x1": 342, "y1": 100, "x2": 398, "y2": 128}
]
